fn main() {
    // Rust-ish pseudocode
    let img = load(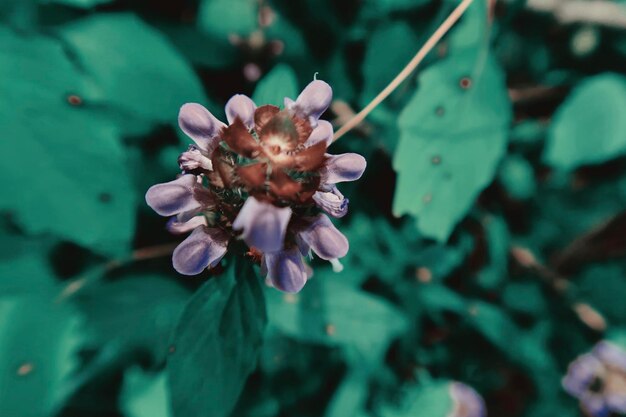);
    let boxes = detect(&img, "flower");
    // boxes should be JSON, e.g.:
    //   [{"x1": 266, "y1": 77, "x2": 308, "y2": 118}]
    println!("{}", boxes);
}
[
  {"x1": 448, "y1": 382, "x2": 486, "y2": 417},
  {"x1": 562, "y1": 341, "x2": 626, "y2": 416},
  {"x1": 145, "y1": 78, "x2": 365, "y2": 292}
]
